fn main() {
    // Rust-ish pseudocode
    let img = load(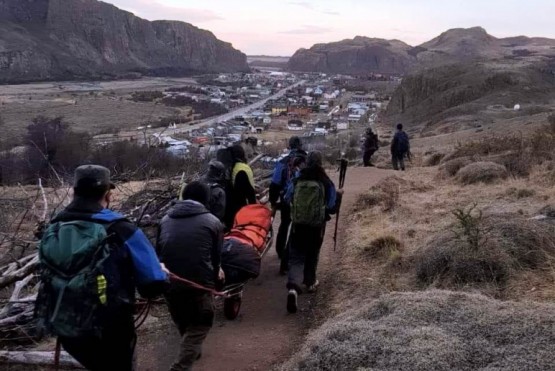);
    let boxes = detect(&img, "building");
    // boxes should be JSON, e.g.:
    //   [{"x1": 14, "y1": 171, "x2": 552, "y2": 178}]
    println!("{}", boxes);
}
[{"x1": 287, "y1": 119, "x2": 304, "y2": 131}]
